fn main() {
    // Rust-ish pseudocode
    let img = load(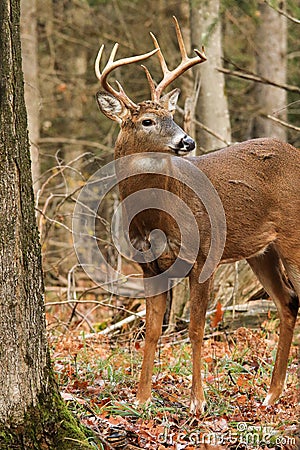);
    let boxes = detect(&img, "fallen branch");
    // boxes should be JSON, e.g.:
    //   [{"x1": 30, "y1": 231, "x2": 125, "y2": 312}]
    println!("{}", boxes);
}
[
  {"x1": 85, "y1": 309, "x2": 146, "y2": 338},
  {"x1": 82, "y1": 299, "x2": 276, "y2": 338}
]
